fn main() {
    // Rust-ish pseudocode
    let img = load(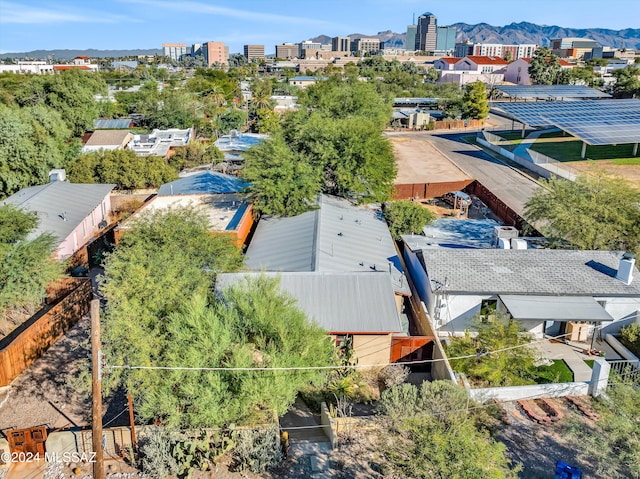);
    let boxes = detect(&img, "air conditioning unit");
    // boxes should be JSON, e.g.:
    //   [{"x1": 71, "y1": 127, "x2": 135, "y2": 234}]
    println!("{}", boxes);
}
[{"x1": 98, "y1": 220, "x2": 108, "y2": 229}]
